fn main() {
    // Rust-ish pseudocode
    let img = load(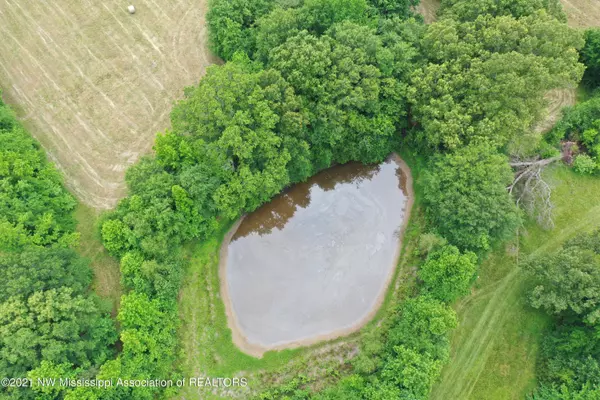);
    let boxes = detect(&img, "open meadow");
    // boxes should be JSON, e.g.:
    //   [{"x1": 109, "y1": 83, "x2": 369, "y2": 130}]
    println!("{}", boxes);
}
[
  {"x1": 431, "y1": 167, "x2": 600, "y2": 399},
  {"x1": 0, "y1": 0, "x2": 217, "y2": 209}
]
